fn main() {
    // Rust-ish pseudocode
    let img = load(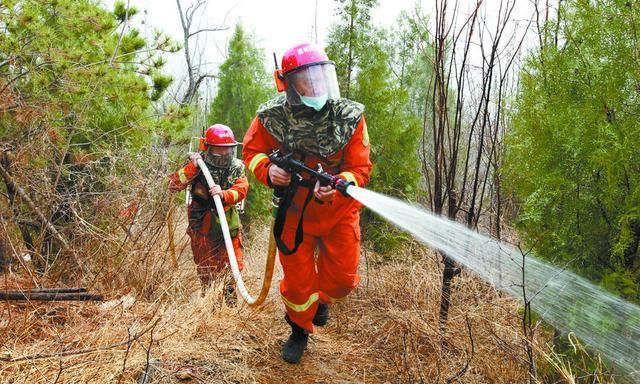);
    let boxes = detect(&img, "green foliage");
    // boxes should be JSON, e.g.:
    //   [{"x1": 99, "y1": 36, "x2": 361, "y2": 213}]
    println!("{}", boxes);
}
[
  {"x1": 353, "y1": 30, "x2": 421, "y2": 199},
  {"x1": 120, "y1": 28, "x2": 146, "y2": 54},
  {"x1": 326, "y1": 1, "x2": 422, "y2": 255},
  {"x1": 155, "y1": 104, "x2": 192, "y2": 141},
  {"x1": 113, "y1": 0, "x2": 138, "y2": 22},
  {"x1": 505, "y1": 0, "x2": 640, "y2": 301},
  {"x1": 601, "y1": 271, "x2": 638, "y2": 300},
  {"x1": 208, "y1": 24, "x2": 273, "y2": 139},
  {"x1": 0, "y1": 0, "x2": 176, "y2": 269},
  {"x1": 151, "y1": 71, "x2": 173, "y2": 101},
  {"x1": 326, "y1": 0, "x2": 378, "y2": 98},
  {"x1": 395, "y1": 12, "x2": 434, "y2": 121},
  {"x1": 1, "y1": 0, "x2": 176, "y2": 148},
  {"x1": 207, "y1": 23, "x2": 274, "y2": 223},
  {"x1": 243, "y1": 173, "x2": 272, "y2": 225}
]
